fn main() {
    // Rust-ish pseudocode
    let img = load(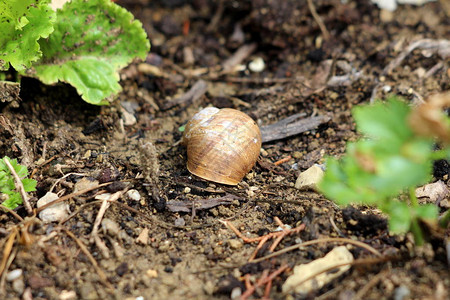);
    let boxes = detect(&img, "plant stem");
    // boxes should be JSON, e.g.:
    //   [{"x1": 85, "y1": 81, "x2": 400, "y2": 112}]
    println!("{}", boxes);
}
[
  {"x1": 409, "y1": 187, "x2": 424, "y2": 245},
  {"x1": 410, "y1": 218, "x2": 424, "y2": 246},
  {"x1": 430, "y1": 149, "x2": 449, "y2": 160},
  {"x1": 409, "y1": 187, "x2": 418, "y2": 207},
  {"x1": 439, "y1": 209, "x2": 450, "y2": 228}
]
